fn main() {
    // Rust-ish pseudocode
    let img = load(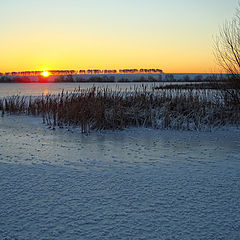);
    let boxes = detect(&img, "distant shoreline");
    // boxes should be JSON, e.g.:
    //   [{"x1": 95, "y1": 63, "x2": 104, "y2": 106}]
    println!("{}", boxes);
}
[{"x1": 0, "y1": 73, "x2": 229, "y2": 83}]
